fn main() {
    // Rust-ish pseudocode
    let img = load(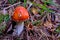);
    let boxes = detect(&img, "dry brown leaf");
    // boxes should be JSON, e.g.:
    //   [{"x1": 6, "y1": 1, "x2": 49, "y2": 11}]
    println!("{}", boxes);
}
[
  {"x1": 27, "y1": 23, "x2": 33, "y2": 30},
  {"x1": 44, "y1": 21, "x2": 53, "y2": 29},
  {"x1": 31, "y1": 7, "x2": 38, "y2": 15}
]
